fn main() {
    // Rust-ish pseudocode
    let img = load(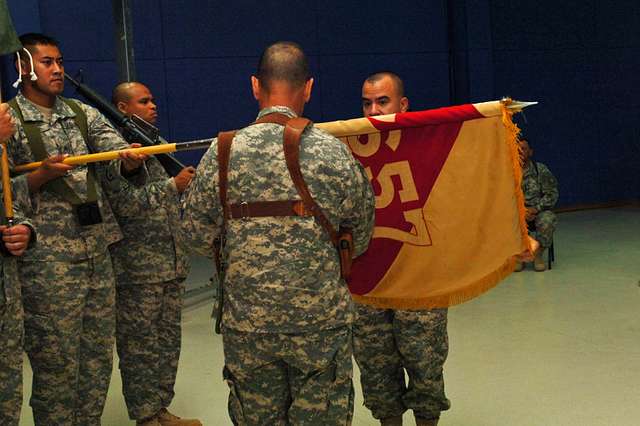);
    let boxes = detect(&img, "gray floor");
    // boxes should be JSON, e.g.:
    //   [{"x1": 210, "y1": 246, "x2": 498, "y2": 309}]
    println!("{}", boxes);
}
[{"x1": 18, "y1": 207, "x2": 640, "y2": 425}]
